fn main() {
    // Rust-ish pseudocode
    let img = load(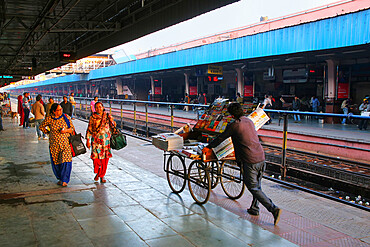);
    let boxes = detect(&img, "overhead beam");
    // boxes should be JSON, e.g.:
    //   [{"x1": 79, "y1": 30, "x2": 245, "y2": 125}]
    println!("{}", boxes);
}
[{"x1": 76, "y1": 0, "x2": 239, "y2": 58}]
